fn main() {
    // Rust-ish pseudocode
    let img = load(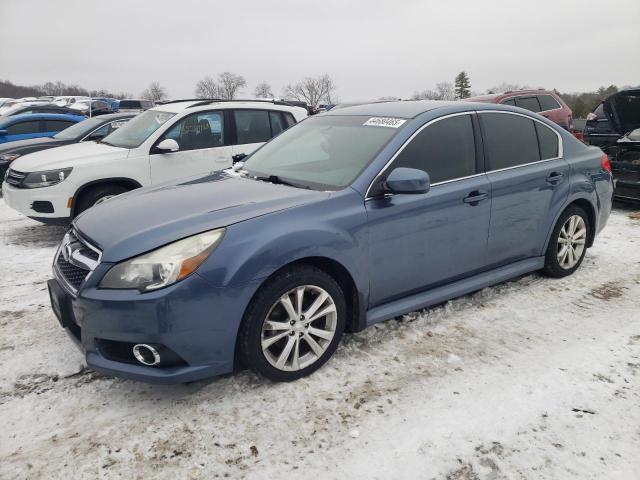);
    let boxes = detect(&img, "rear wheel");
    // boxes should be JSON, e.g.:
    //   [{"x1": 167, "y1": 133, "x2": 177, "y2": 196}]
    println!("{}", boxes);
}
[
  {"x1": 74, "y1": 184, "x2": 129, "y2": 217},
  {"x1": 543, "y1": 206, "x2": 589, "y2": 278},
  {"x1": 238, "y1": 265, "x2": 346, "y2": 381}
]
